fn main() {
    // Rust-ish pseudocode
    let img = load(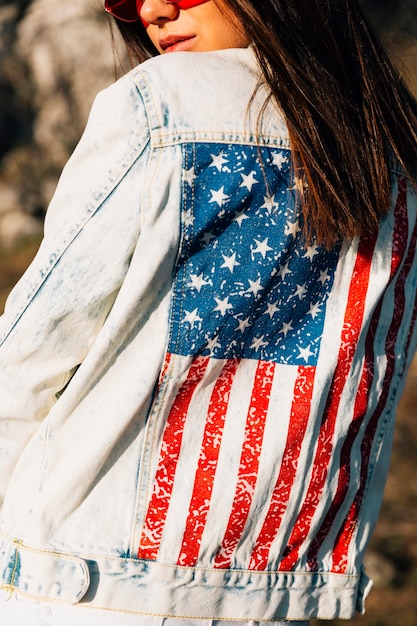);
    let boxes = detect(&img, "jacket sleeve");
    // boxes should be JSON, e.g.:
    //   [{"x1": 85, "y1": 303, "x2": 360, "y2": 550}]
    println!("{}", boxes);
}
[{"x1": 0, "y1": 72, "x2": 150, "y2": 509}]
